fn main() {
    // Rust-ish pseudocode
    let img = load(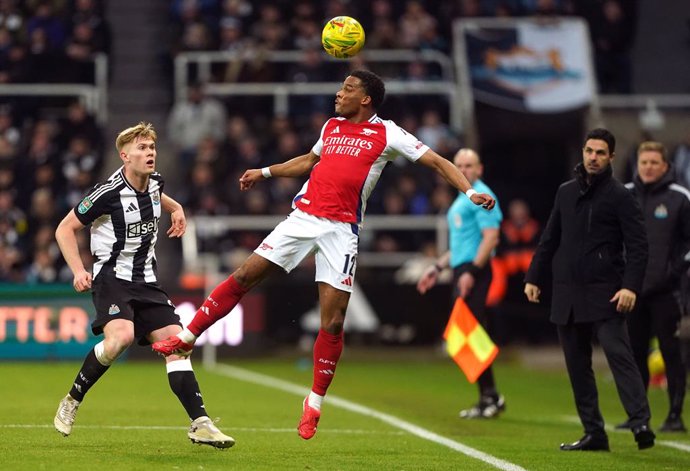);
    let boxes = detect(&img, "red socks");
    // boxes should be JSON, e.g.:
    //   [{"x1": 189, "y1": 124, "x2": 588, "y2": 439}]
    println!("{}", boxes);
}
[
  {"x1": 311, "y1": 328, "x2": 344, "y2": 396},
  {"x1": 187, "y1": 275, "x2": 248, "y2": 336}
]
